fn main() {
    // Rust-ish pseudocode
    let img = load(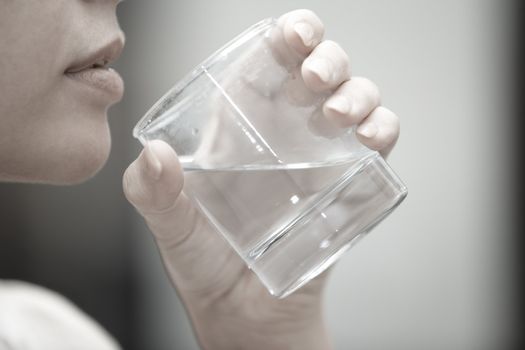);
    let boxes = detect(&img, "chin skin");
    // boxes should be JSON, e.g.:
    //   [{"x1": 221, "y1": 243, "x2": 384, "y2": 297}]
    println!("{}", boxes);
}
[
  {"x1": 57, "y1": 132, "x2": 112, "y2": 185},
  {"x1": 0, "y1": 115, "x2": 113, "y2": 186},
  {"x1": 40, "y1": 125, "x2": 112, "y2": 186},
  {"x1": 6, "y1": 145, "x2": 110, "y2": 186}
]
